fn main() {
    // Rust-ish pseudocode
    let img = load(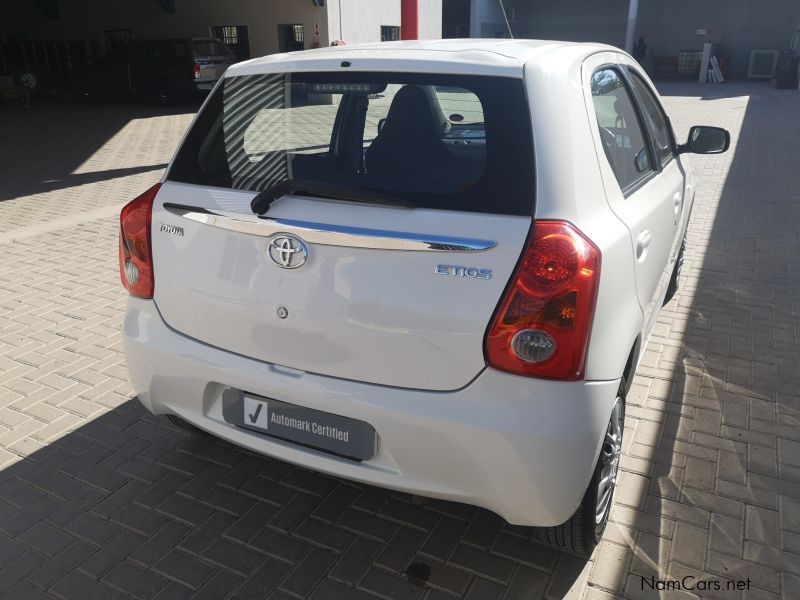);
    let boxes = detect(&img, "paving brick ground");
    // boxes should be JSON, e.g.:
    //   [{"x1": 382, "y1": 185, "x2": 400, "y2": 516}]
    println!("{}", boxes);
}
[{"x1": 0, "y1": 83, "x2": 798, "y2": 599}]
